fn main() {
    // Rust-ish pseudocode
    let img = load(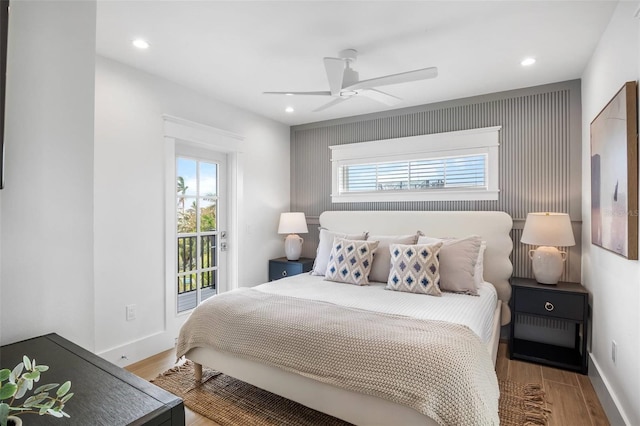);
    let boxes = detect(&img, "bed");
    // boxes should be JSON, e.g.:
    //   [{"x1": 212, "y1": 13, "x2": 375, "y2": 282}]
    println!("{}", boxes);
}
[{"x1": 177, "y1": 211, "x2": 513, "y2": 426}]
